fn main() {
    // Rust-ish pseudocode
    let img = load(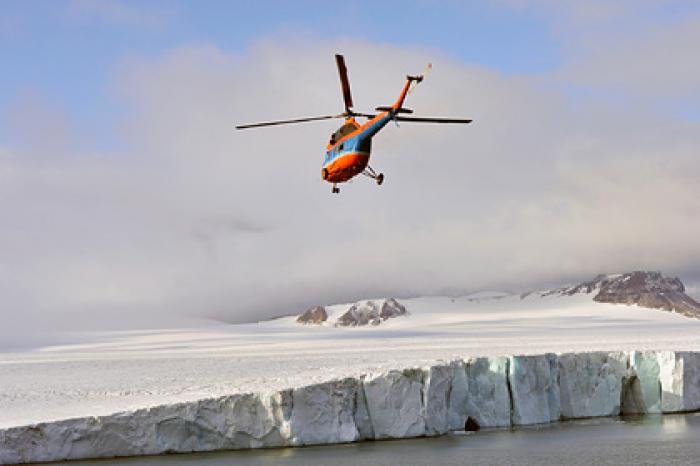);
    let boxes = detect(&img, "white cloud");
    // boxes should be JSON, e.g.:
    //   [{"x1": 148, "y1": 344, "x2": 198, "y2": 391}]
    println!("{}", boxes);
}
[
  {"x1": 562, "y1": 15, "x2": 700, "y2": 100},
  {"x1": 504, "y1": 1, "x2": 700, "y2": 107}
]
